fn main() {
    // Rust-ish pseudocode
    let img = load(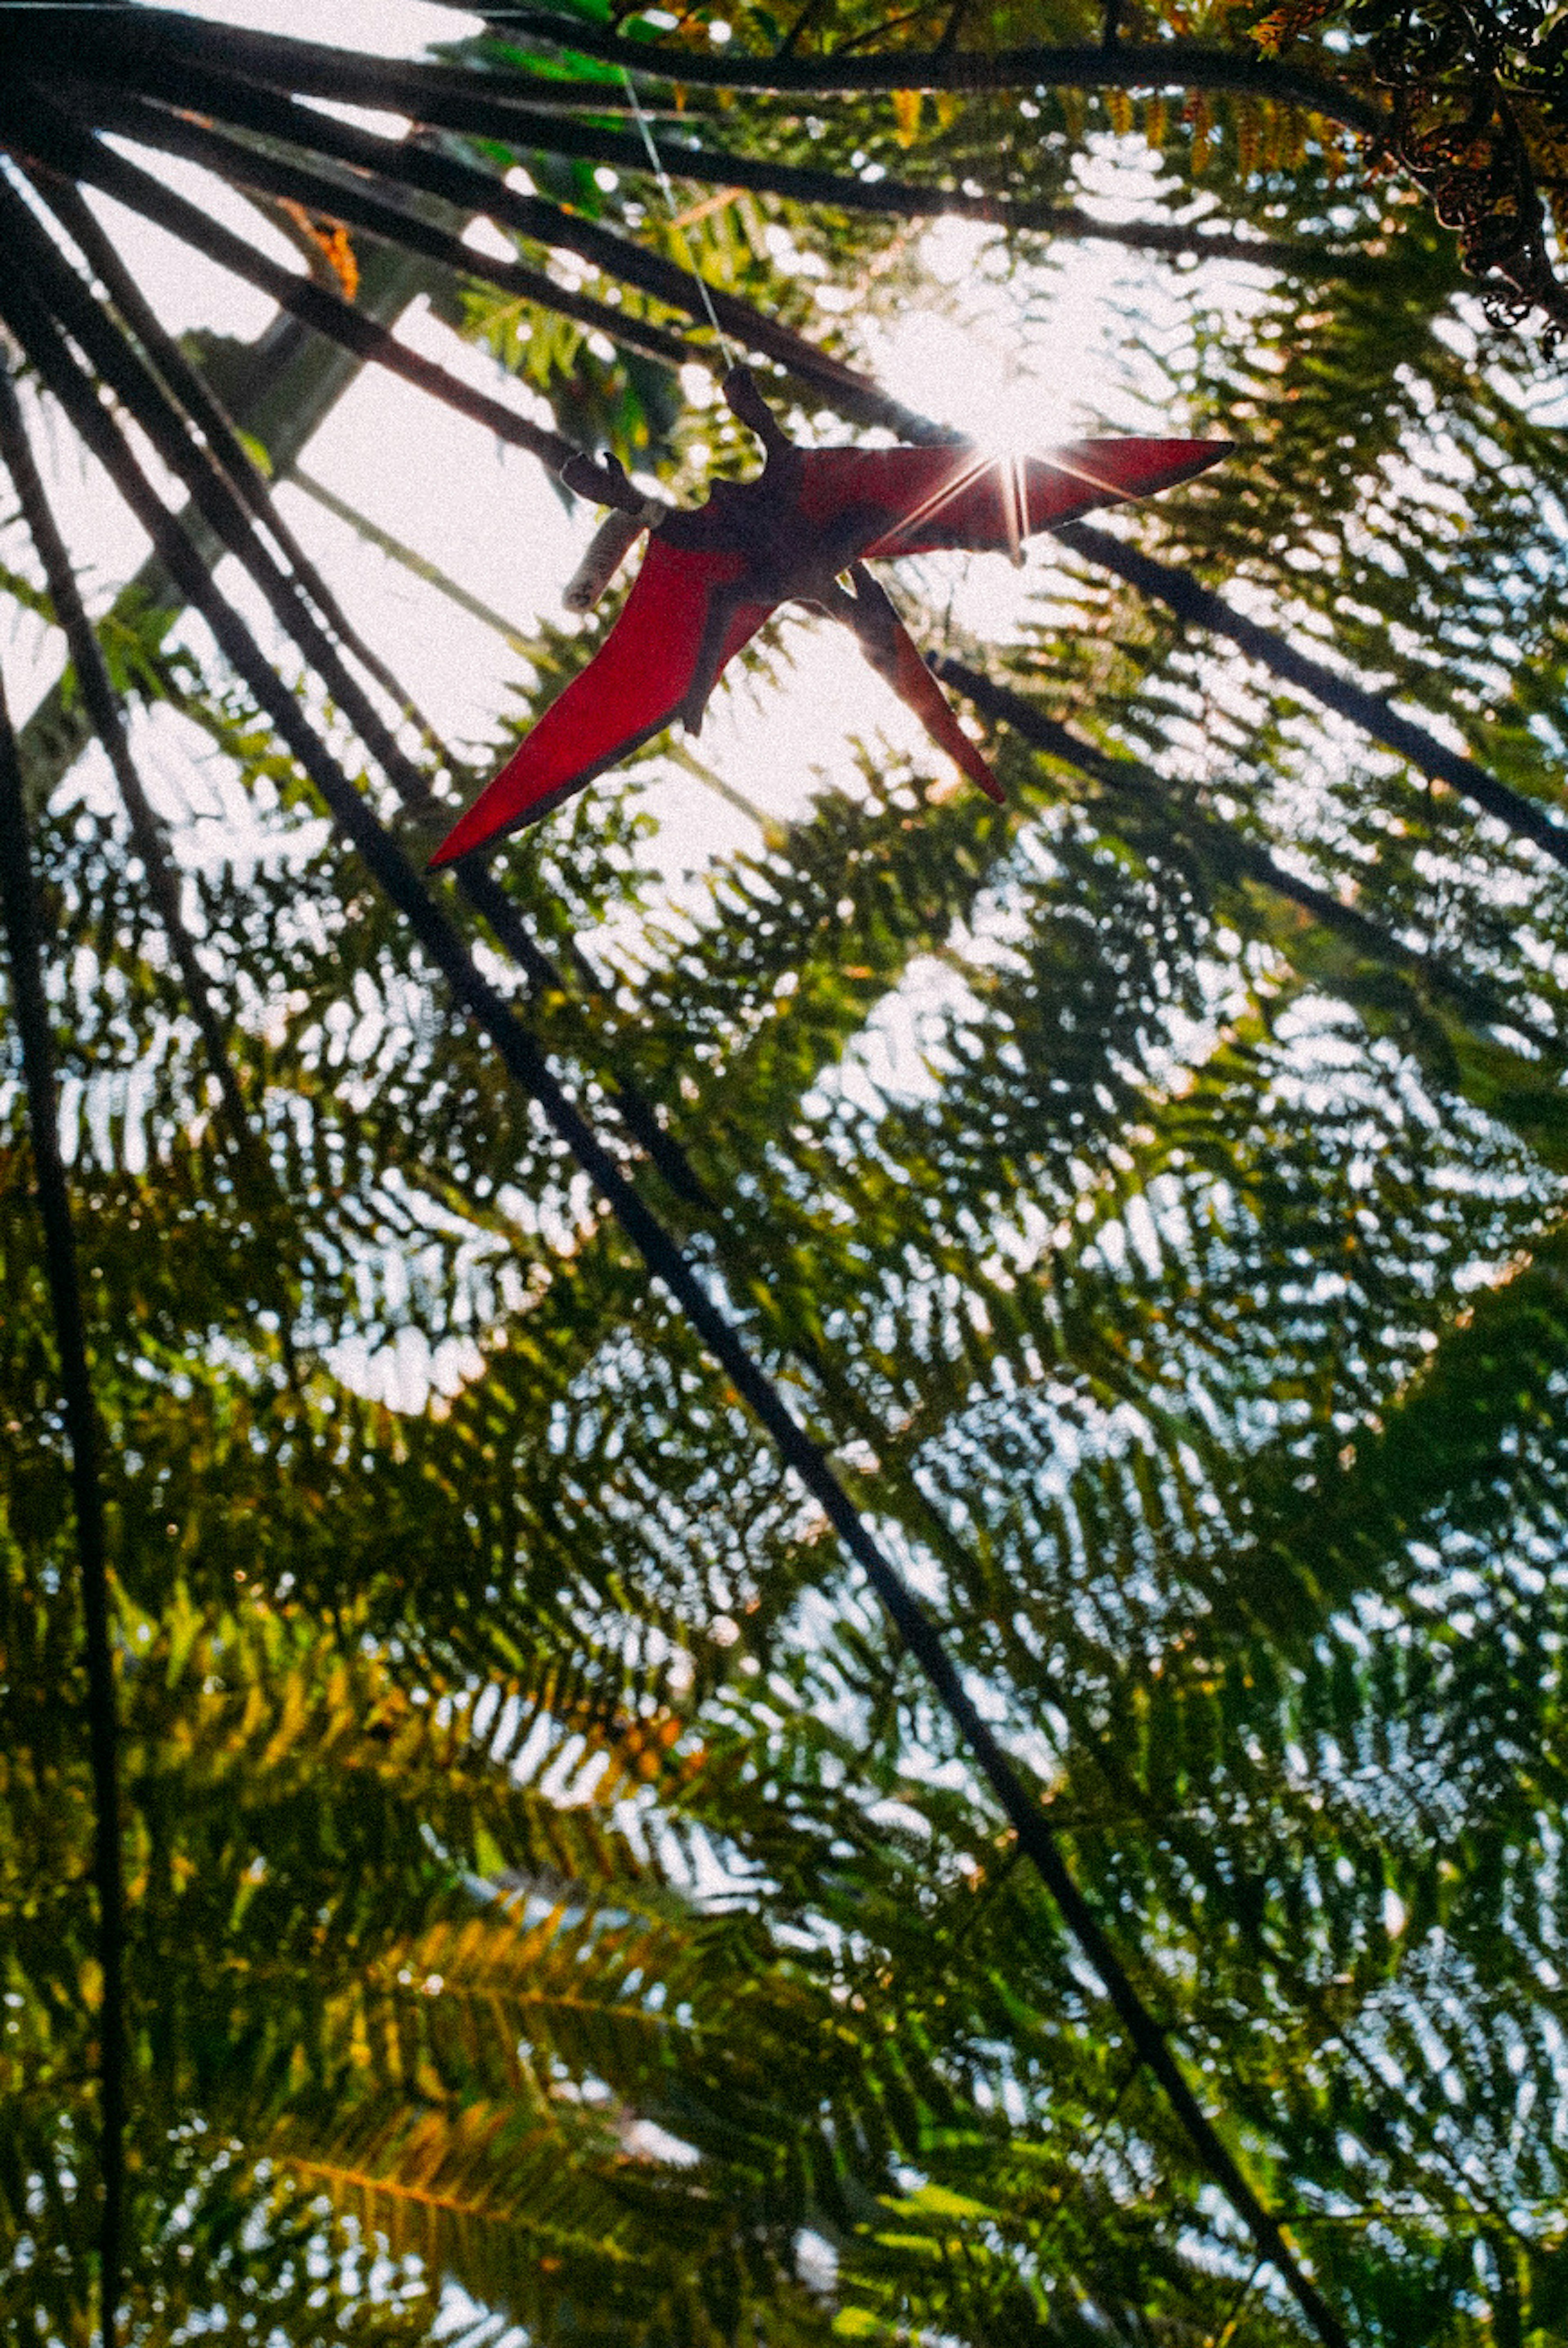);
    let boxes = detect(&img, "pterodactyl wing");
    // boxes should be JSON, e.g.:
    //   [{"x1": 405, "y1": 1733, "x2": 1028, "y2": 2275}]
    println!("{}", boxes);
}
[
  {"x1": 796, "y1": 437, "x2": 1230, "y2": 562},
  {"x1": 430, "y1": 539, "x2": 772, "y2": 867}
]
